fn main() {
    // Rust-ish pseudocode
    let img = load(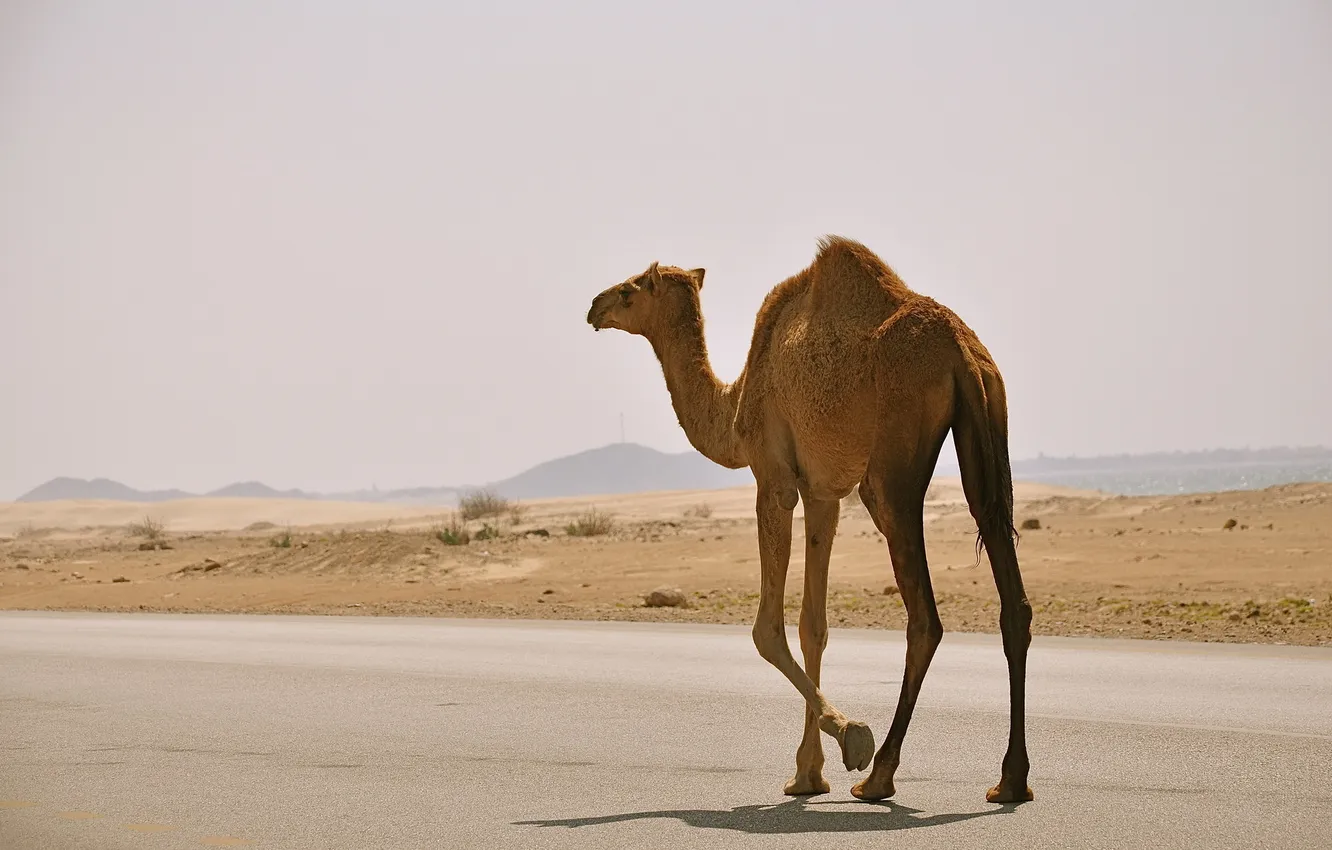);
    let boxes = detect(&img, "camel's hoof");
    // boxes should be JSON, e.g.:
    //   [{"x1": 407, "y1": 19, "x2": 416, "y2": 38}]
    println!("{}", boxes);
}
[
  {"x1": 986, "y1": 782, "x2": 1035, "y2": 804},
  {"x1": 837, "y1": 721, "x2": 874, "y2": 772},
  {"x1": 783, "y1": 773, "x2": 831, "y2": 796},
  {"x1": 850, "y1": 776, "x2": 895, "y2": 801}
]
